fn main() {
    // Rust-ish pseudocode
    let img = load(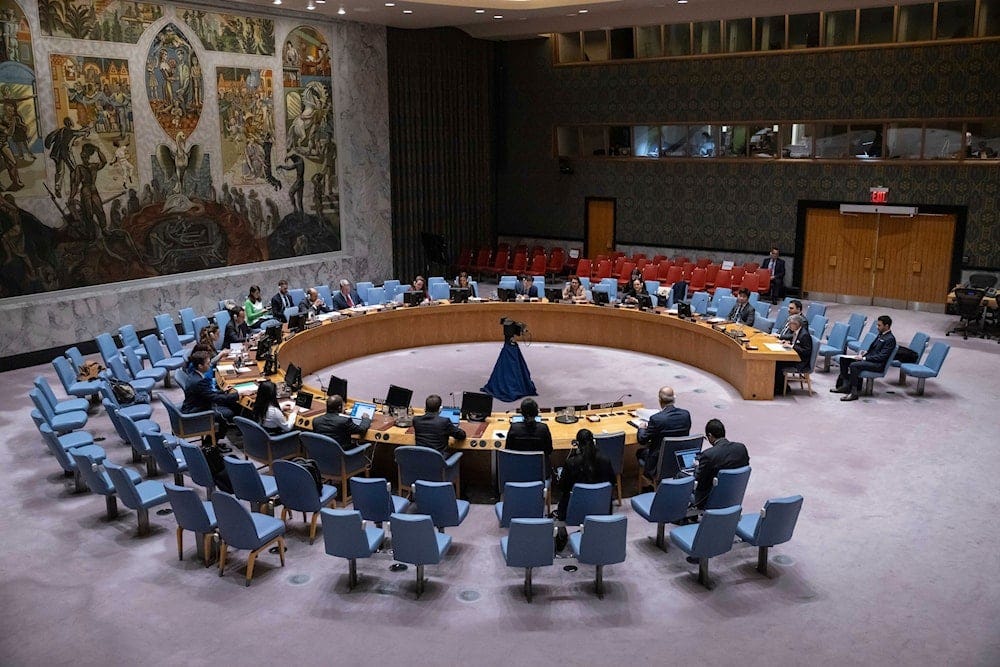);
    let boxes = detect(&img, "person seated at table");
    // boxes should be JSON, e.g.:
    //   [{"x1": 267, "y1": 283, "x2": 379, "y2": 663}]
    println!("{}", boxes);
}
[
  {"x1": 623, "y1": 277, "x2": 650, "y2": 306},
  {"x1": 636, "y1": 386, "x2": 691, "y2": 486},
  {"x1": 331, "y1": 279, "x2": 364, "y2": 310},
  {"x1": 194, "y1": 323, "x2": 226, "y2": 364},
  {"x1": 222, "y1": 306, "x2": 250, "y2": 349},
  {"x1": 562, "y1": 275, "x2": 587, "y2": 302},
  {"x1": 776, "y1": 299, "x2": 803, "y2": 340},
  {"x1": 554, "y1": 428, "x2": 616, "y2": 551},
  {"x1": 515, "y1": 274, "x2": 538, "y2": 300},
  {"x1": 408, "y1": 275, "x2": 429, "y2": 301},
  {"x1": 270, "y1": 279, "x2": 294, "y2": 322},
  {"x1": 455, "y1": 271, "x2": 477, "y2": 297},
  {"x1": 243, "y1": 285, "x2": 270, "y2": 329},
  {"x1": 298, "y1": 287, "x2": 331, "y2": 316},
  {"x1": 773, "y1": 314, "x2": 813, "y2": 392},
  {"x1": 728, "y1": 287, "x2": 756, "y2": 326},
  {"x1": 692, "y1": 419, "x2": 749, "y2": 510},
  {"x1": 252, "y1": 380, "x2": 292, "y2": 434},
  {"x1": 181, "y1": 351, "x2": 241, "y2": 451},
  {"x1": 312, "y1": 394, "x2": 371, "y2": 445},
  {"x1": 506, "y1": 398, "x2": 553, "y2": 477},
  {"x1": 412, "y1": 394, "x2": 466, "y2": 455}
]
